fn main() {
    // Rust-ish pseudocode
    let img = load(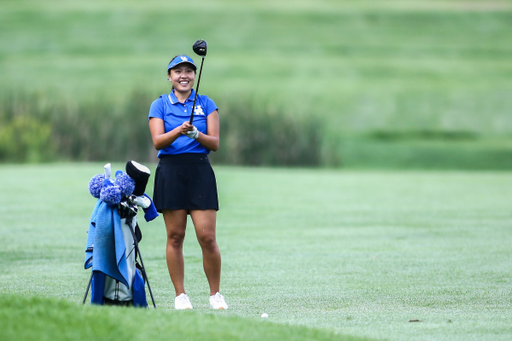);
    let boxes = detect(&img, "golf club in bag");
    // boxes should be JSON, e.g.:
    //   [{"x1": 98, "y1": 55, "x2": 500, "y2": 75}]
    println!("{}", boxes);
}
[
  {"x1": 189, "y1": 39, "x2": 207, "y2": 124},
  {"x1": 83, "y1": 161, "x2": 158, "y2": 308}
]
